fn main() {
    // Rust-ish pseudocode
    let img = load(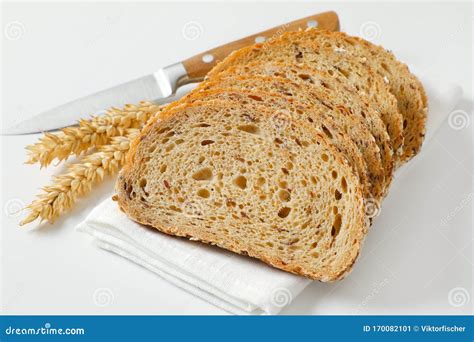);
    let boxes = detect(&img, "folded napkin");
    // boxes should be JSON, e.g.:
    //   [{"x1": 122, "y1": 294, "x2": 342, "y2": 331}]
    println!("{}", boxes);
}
[{"x1": 77, "y1": 71, "x2": 463, "y2": 315}]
